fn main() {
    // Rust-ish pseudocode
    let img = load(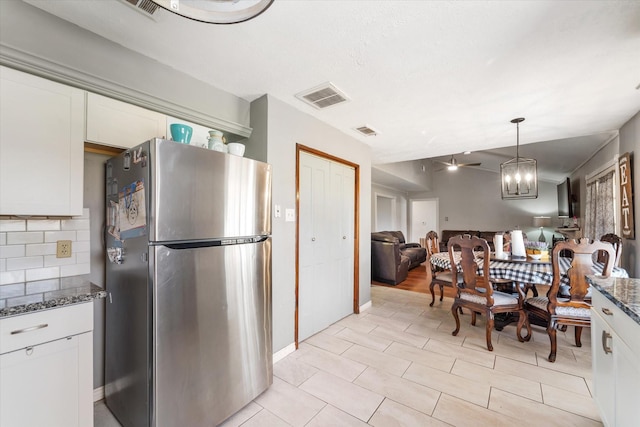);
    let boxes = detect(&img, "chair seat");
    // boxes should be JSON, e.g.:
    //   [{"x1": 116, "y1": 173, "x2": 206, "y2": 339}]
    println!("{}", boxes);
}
[
  {"x1": 525, "y1": 296, "x2": 548, "y2": 311},
  {"x1": 434, "y1": 271, "x2": 462, "y2": 284},
  {"x1": 525, "y1": 296, "x2": 591, "y2": 318},
  {"x1": 460, "y1": 290, "x2": 518, "y2": 306}
]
